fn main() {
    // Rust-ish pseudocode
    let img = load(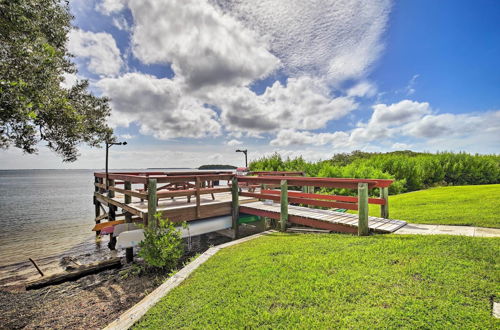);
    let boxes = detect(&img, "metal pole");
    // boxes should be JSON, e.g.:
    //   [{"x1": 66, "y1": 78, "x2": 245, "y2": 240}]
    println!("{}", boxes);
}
[{"x1": 236, "y1": 149, "x2": 248, "y2": 168}]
